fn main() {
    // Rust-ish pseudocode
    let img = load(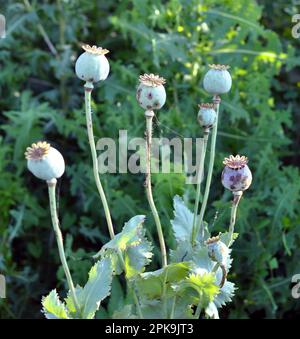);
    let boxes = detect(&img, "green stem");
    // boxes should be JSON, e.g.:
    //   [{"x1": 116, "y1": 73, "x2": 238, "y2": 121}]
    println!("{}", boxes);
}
[
  {"x1": 211, "y1": 193, "x2": 242, "y2": 287},
  {"x1": 84, "y1": 83, "x2": 143, "y2": 318},
  {"x1": 194, "y1": 96, "x2": 221, "y2": 244},
  {"x1": 227, "y1": 192, "x2": 242, "y2": 247},
  {"x1": 145, "y1": 110, "x2": 167, "y2": 268},
  {"x1": 131, "y1": 284, "x2": 144, "y2": 319},
  {"x1": 212, "y1": 263, "x2": 219, "y2": 273},
  {"x1": 170, "y1": 295, "x2": 177, "y2": 319},
  {"x1": 118, "y1": 251, "x2": 144, "y2": 319},
  {"x1": 191, "y1": 130, "x2": 209, "y2": 244},
  {"x1": 47, "y1": 179, "x2": 80, "y2": 313},
  {"x1": 84, "y1": 82, "x2": 115, "y2": 239},
  {"x1": 194, "y1": 298, "x2": 202, "y2": 319},
  {"x1": 162, "y1": 270, "x2": 168, "y2": 318}
]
